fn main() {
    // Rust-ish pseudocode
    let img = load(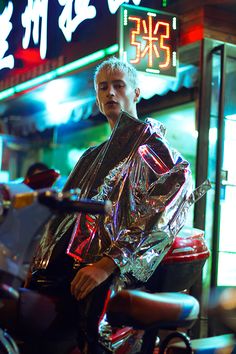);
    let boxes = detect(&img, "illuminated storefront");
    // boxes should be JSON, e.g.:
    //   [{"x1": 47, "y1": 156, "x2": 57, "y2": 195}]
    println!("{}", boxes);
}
[
  {"x1": 0, "y1": 0, "x2": 197, "y2": 176},
  {"x1": 0, "y1": 0, "x2": 236, "y2": 336}
]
